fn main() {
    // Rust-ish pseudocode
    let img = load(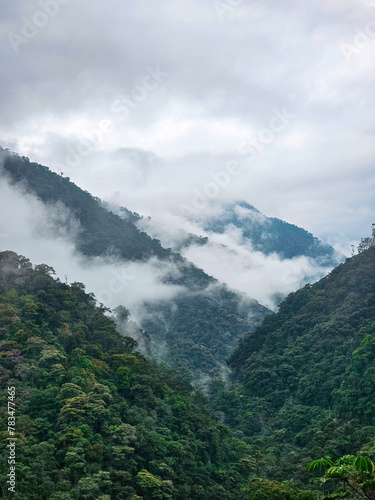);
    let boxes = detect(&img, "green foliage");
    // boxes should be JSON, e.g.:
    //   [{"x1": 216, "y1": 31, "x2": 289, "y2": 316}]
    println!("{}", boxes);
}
[
  {"x1": 307, "y1": 457, "x2": 334, "y2": 472},
  {"x1": 209, "y1": 246, "x2": 375, "y2": 486},
  {"x1": 1, "y1": 151, "x2": 270, "y2": 381},
  {"x1": 0, "y1": 251, "x2": 270, "y2": 499},
  {"x1": 307, "y1": 454, "x2": 375, "y2": 499},
  {"x1": 243, "y1": 478, "x2": 317, "y2": 499},
  {"x1": 357, "y1": 224, "x2": 375, "y2": 254},
  {"x1": 141, "y1": 287, "x2": 269, "y2": 382}
]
